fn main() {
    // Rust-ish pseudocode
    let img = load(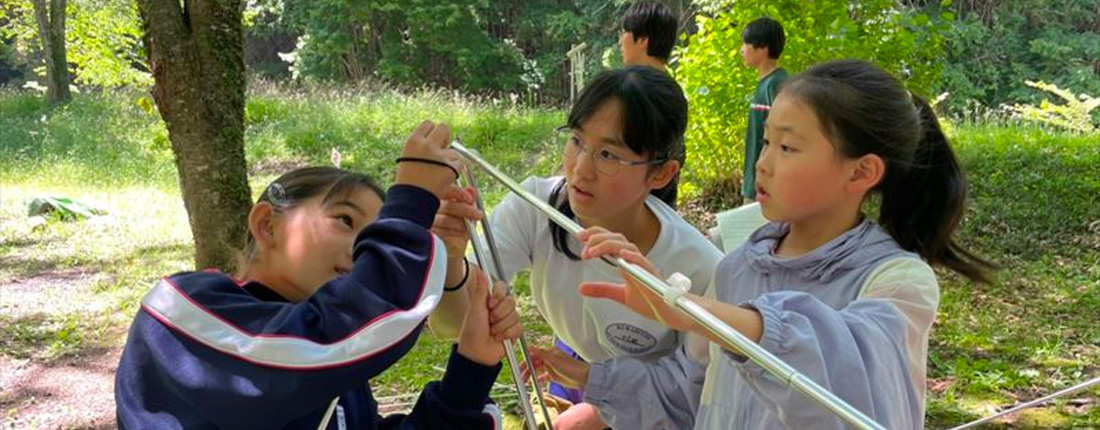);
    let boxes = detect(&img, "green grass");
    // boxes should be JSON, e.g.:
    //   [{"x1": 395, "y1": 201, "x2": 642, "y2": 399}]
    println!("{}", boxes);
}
[
  {"x1": 923, "y1": 123, "x2": 1100, "y2": 429},
  {"x1": 1, "y1": 88, "x2": 1098, "y2": 429},
  {"x1": 0, "y1": 185, "x2": 193, "y2": 361}
]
